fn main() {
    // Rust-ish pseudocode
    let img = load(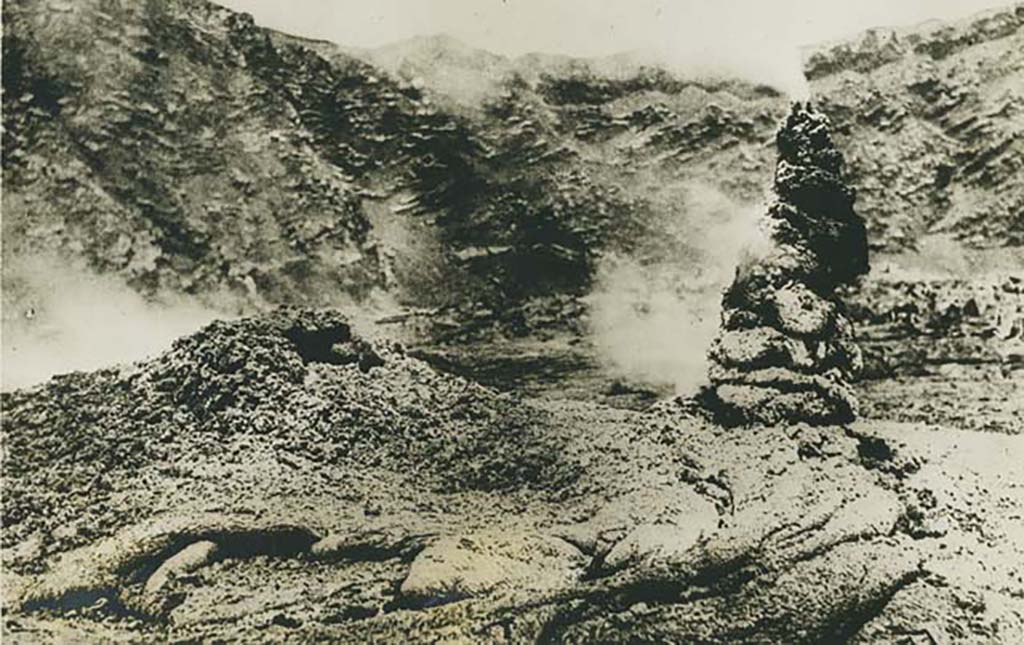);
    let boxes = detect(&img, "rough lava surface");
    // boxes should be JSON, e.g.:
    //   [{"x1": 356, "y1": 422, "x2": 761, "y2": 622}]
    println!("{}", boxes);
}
[
  {"x1": 2, "y1": 308, "x2": 1022, "y2": 642},
  {"x1": 806, "y1": 3, "x2": 1024, "y2": 252}
]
